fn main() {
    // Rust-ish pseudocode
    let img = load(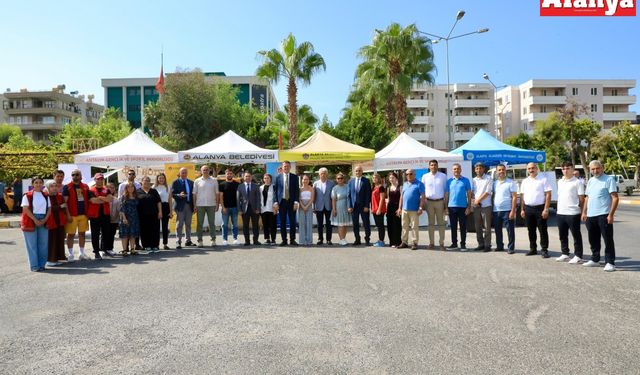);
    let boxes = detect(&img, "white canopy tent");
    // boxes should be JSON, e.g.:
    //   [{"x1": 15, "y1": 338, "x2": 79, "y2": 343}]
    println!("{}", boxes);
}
[
  {"x1": 74, "y1": 129, "x2": 178, "y2": 167},
  {"x1": 363, "y1": 132, "x2": 469, "y2": 177},
  {"x1": 178, "y1": 130, "x2": 278, "y2": 164}
]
